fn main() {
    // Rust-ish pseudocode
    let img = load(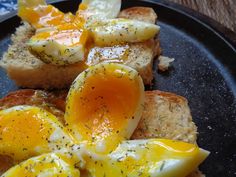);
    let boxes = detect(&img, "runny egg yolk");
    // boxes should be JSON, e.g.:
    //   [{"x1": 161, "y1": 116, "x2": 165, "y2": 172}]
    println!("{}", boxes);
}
[
  {"x1": 0, "y1": 106, "x2": 74, "y2": 163},
  {"x1": 18, "y1": 4, "x2": 74, "y2": 29},
  {"x1": 84, "y1": 139, "x2": 210, "y2": 177},
  {"x1": 1, "y1": 153, "x2": 81, "y2": 177},
  {"x1": 65, "y1": 63, "x2": 144, "y2": 154},
  {"x1": 31, "y1": 24, "x2": 89, "y2": 47}
]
